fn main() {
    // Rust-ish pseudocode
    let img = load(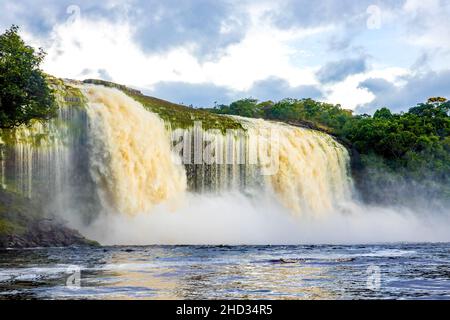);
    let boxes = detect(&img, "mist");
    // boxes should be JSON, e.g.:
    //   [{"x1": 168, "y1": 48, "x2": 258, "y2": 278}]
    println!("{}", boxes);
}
[{"x1": 77, "y1": 191, "x2": 450, "y2": 246}]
